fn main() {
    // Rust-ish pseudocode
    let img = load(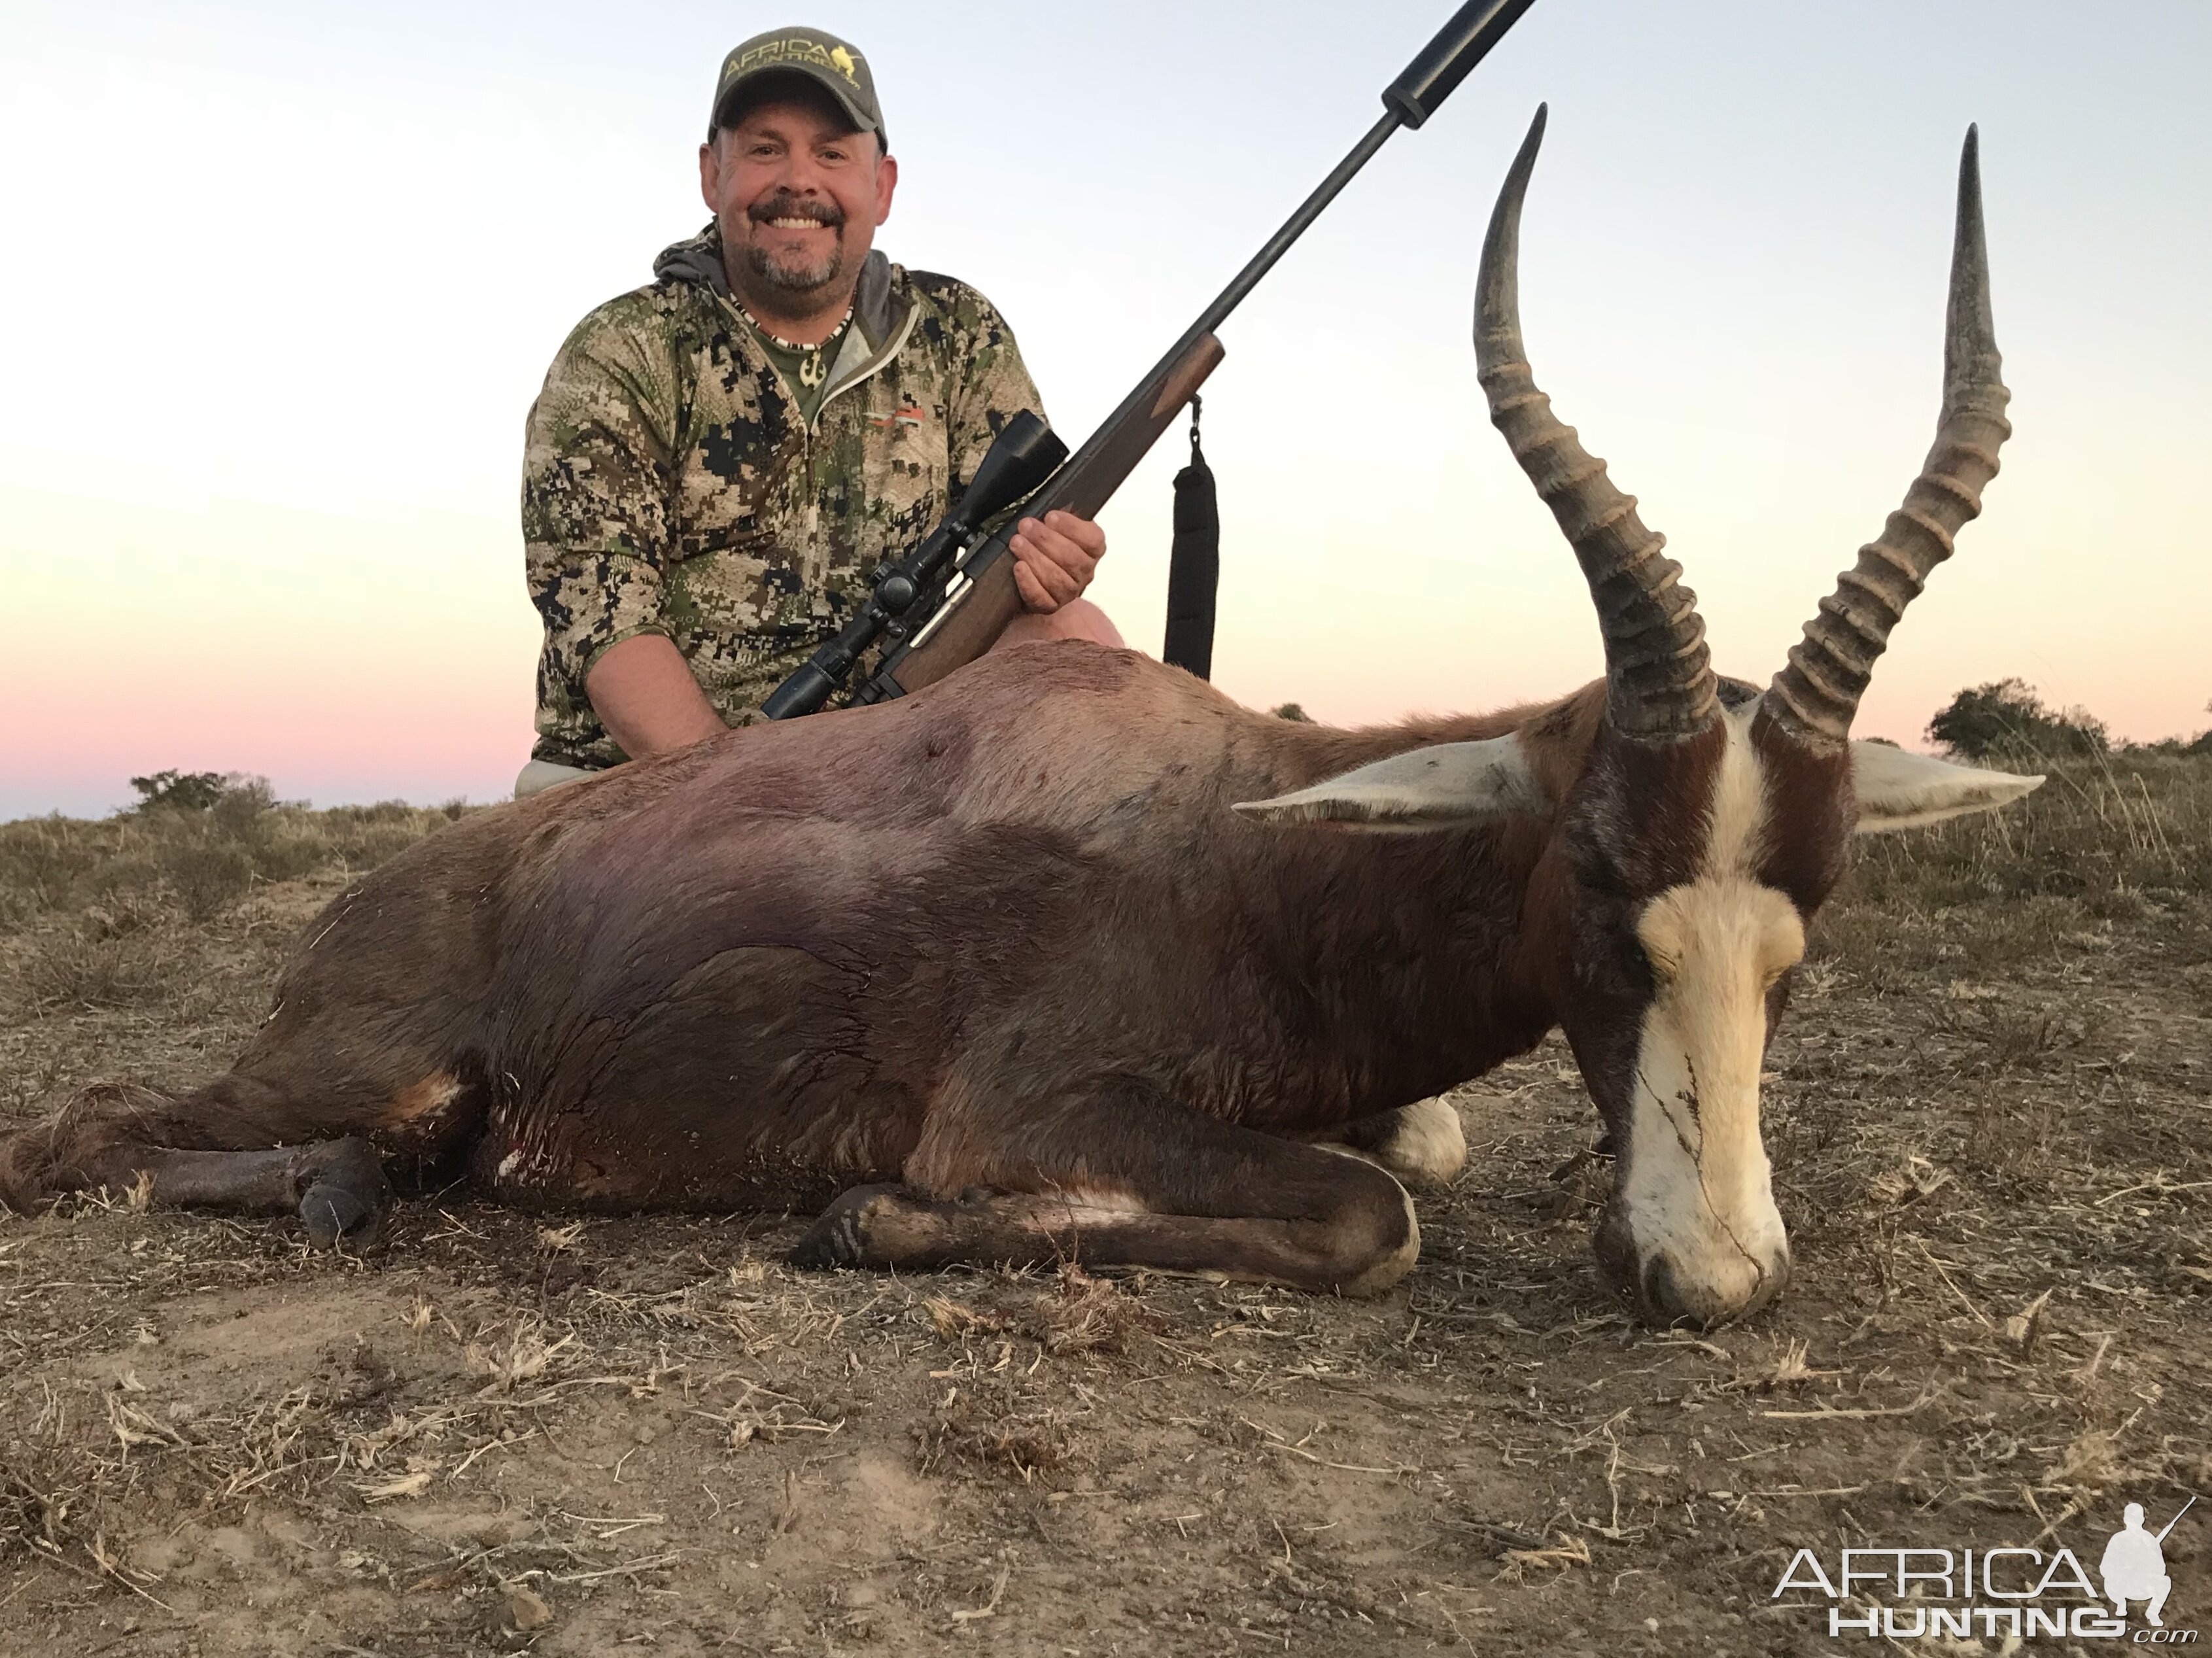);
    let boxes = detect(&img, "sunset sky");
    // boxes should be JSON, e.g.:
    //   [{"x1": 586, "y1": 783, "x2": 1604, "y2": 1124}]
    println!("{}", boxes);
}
[{"x1": 4, "y1": 0, "x2": 2206, "y2": 818}]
